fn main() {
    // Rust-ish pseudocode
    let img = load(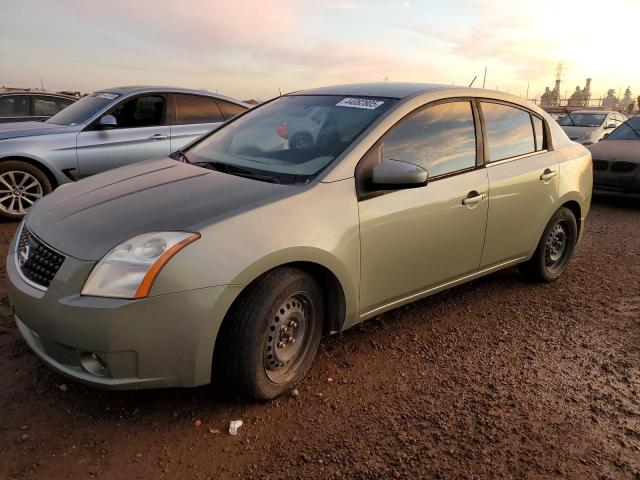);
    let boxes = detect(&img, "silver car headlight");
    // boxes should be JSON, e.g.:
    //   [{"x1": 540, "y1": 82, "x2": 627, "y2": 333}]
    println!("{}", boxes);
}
[{"x1": 82, "y1": 231, "x2": 200, "y2": 299}]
